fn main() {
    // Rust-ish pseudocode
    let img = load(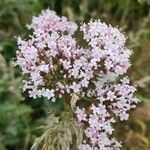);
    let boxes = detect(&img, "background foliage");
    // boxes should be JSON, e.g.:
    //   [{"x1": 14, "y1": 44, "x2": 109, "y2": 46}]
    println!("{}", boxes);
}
[{"x1": 0, "y1": 0, "x2": 150, "y2": 150}]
